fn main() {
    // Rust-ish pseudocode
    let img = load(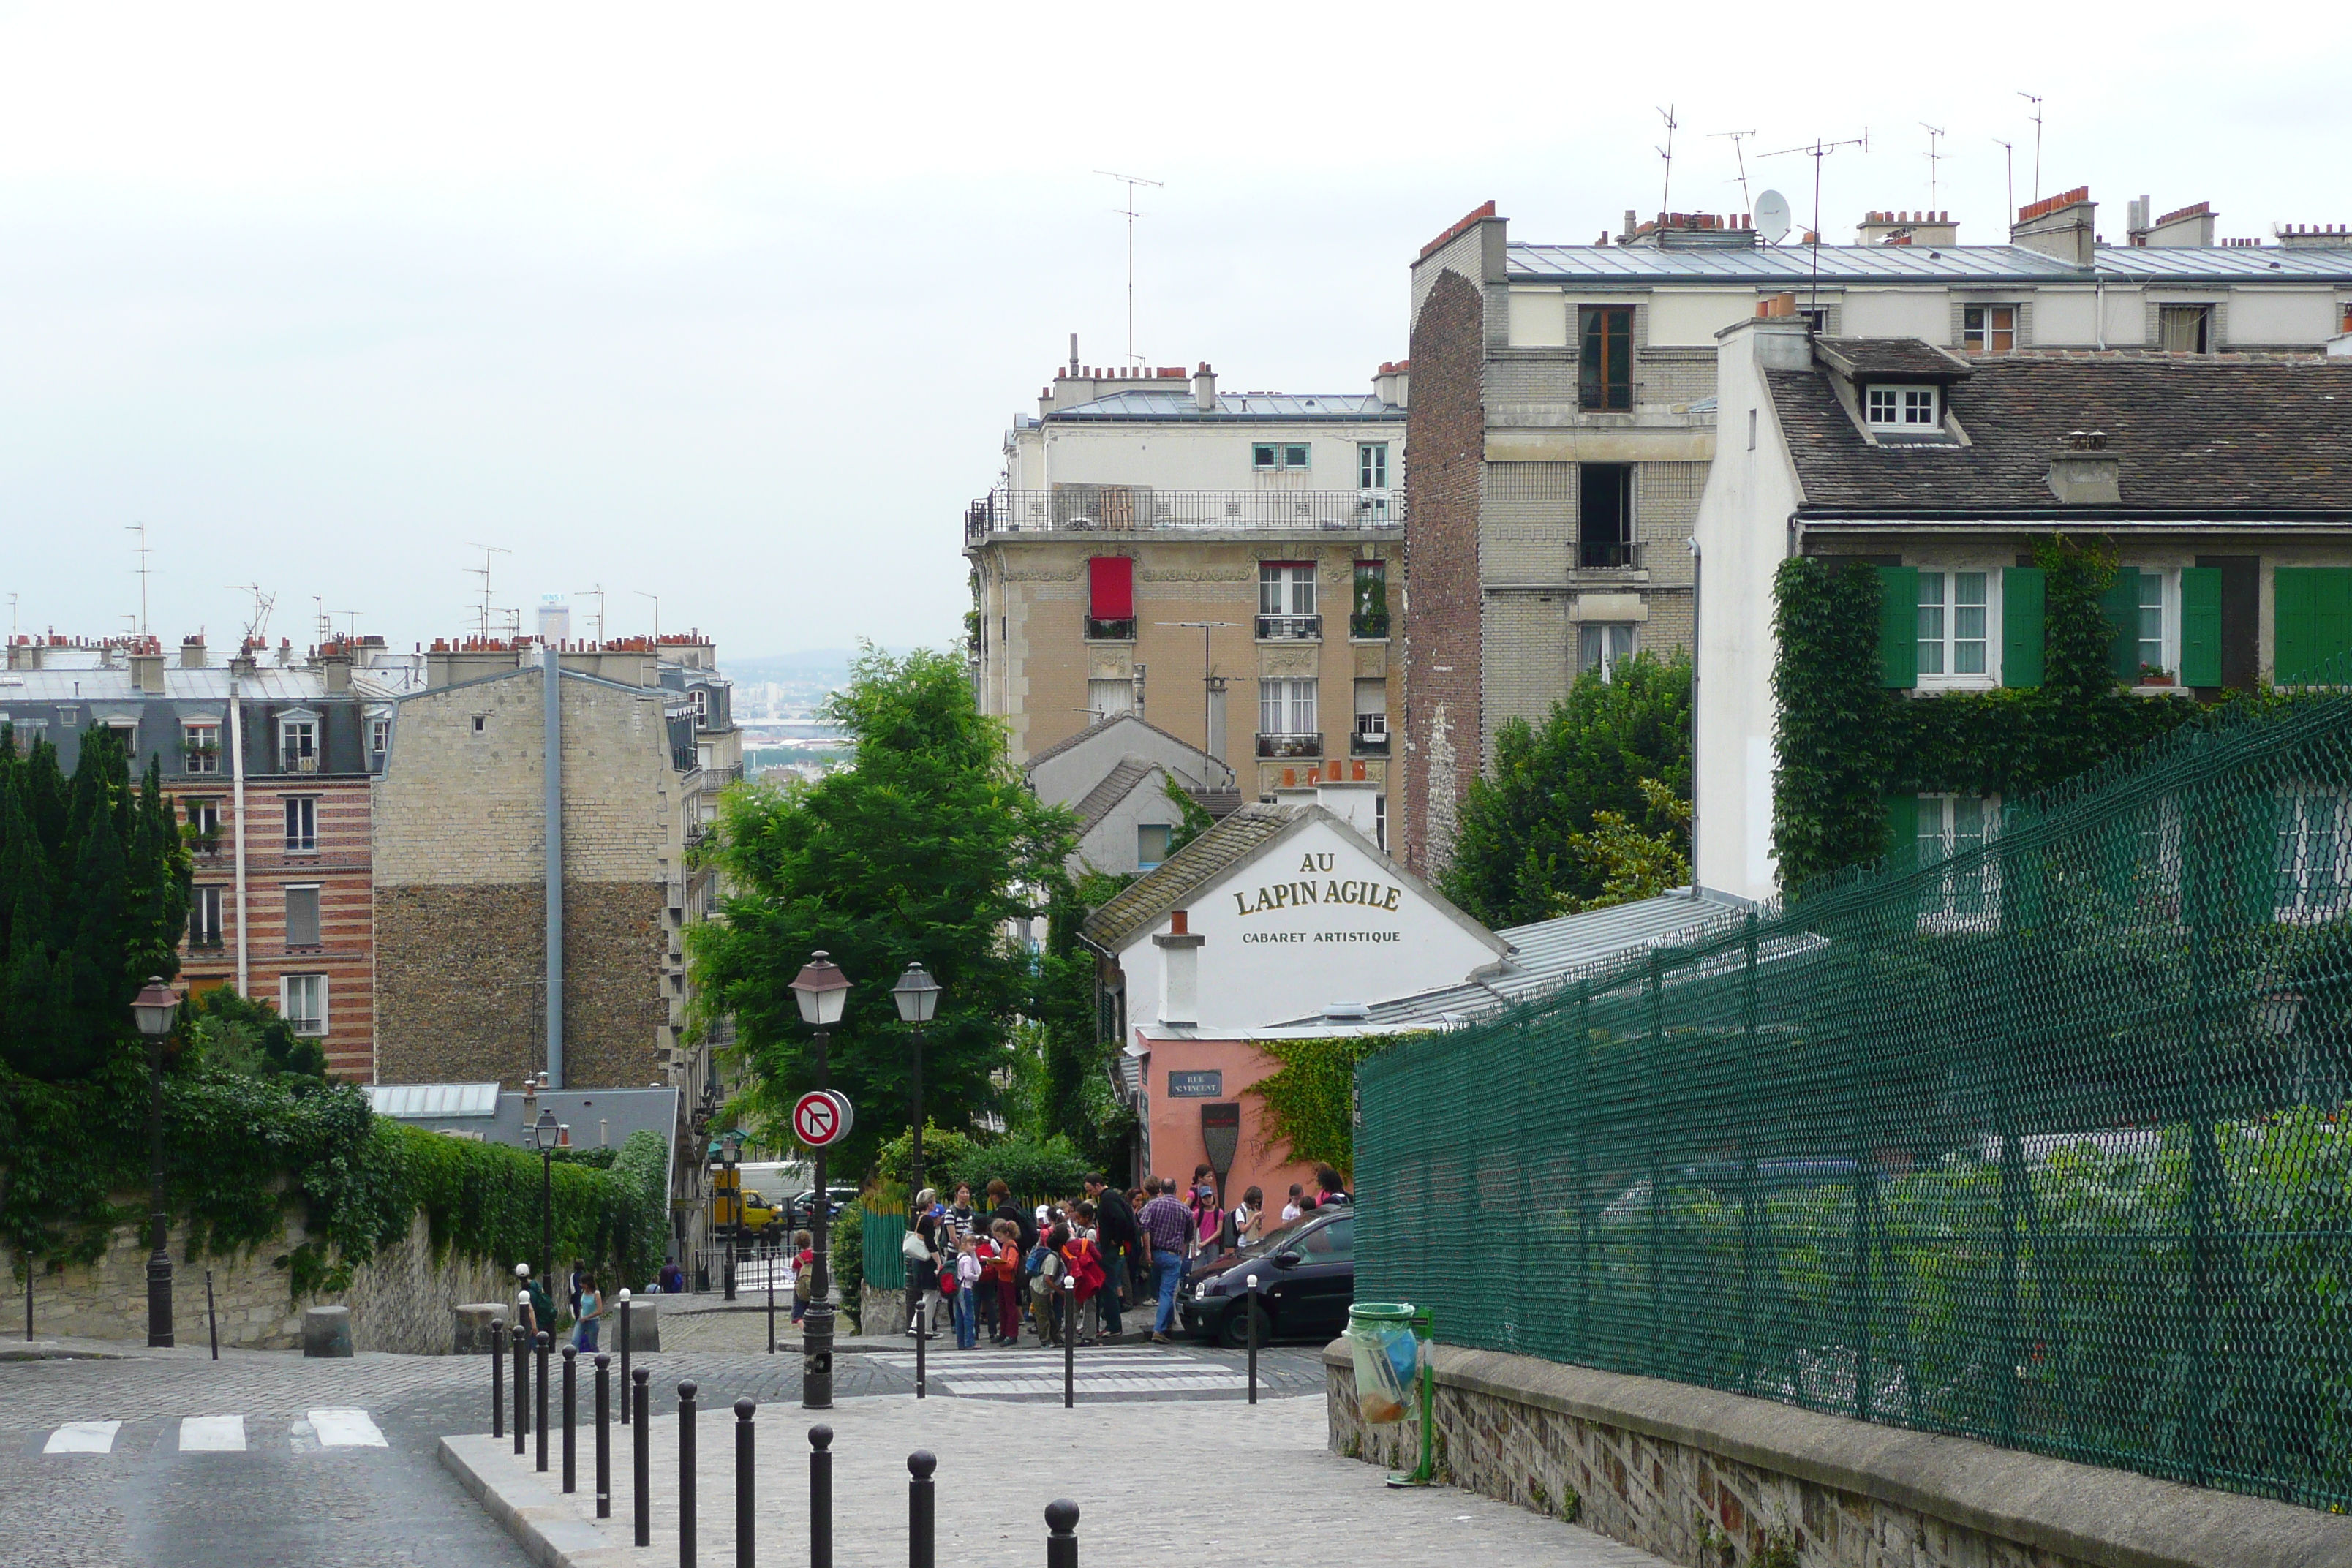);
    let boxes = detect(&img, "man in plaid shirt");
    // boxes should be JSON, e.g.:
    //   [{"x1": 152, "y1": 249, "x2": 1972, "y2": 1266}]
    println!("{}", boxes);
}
[{"x1": 1137, "y1": 1175, "x2": 1196, "y2": 1344}]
